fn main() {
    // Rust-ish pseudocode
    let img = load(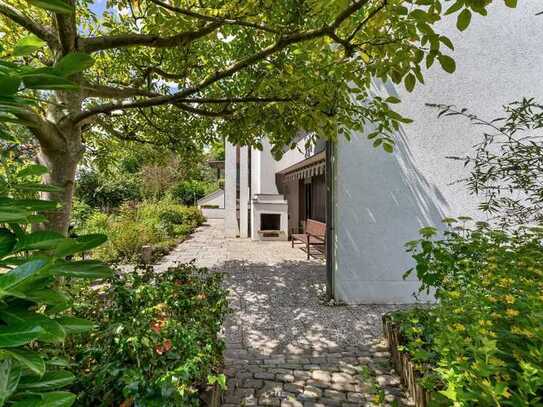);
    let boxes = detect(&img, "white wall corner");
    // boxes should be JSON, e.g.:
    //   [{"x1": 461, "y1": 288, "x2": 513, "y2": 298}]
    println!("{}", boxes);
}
[
  {"x1": 239, "y1": 146, "x2": 249, "y2": 238},
  {"x1": 224, "y1": 142, "x2": 239, "y2": 237}
]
